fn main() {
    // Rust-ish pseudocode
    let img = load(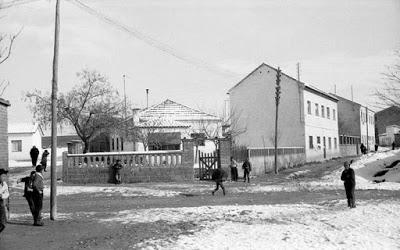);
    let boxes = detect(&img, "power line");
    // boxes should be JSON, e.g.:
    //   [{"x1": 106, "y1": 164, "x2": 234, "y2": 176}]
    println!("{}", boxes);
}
[
  {"x1": 68, "y1": 0, "x2": 238, "y2": 78},
  {"x1": 0, "y1": 0, "x2": 42, "y2": 9}
]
